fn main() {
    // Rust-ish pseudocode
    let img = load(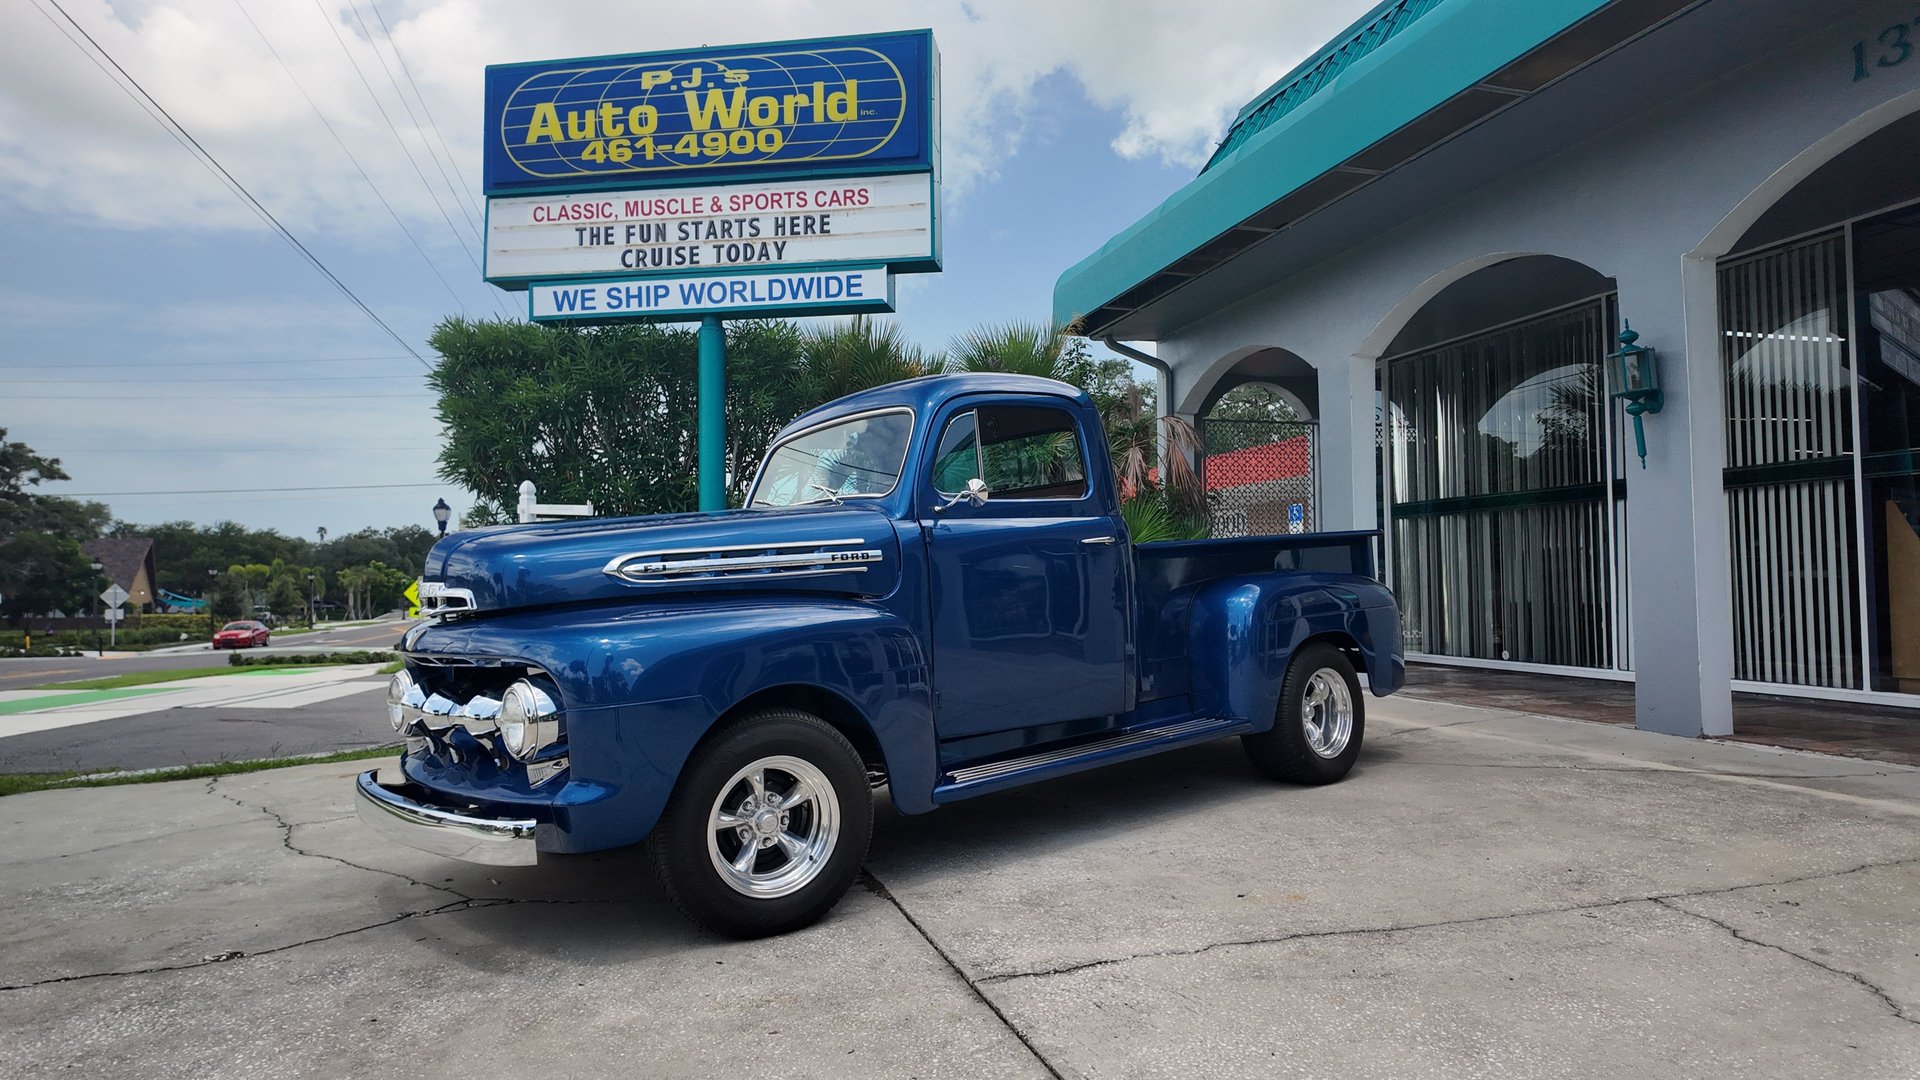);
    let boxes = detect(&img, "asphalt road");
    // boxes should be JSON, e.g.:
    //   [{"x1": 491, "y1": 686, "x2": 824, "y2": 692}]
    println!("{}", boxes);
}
[
  {"x1": 0, "y1": 687, "x2": 393, "y2": 775},
  {"x1": 0, "y1": 620, "x2": 410, "y2": 692},
  {"x1": 5, "y1": 696, "x2": 1918, "y2": 1078}
]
